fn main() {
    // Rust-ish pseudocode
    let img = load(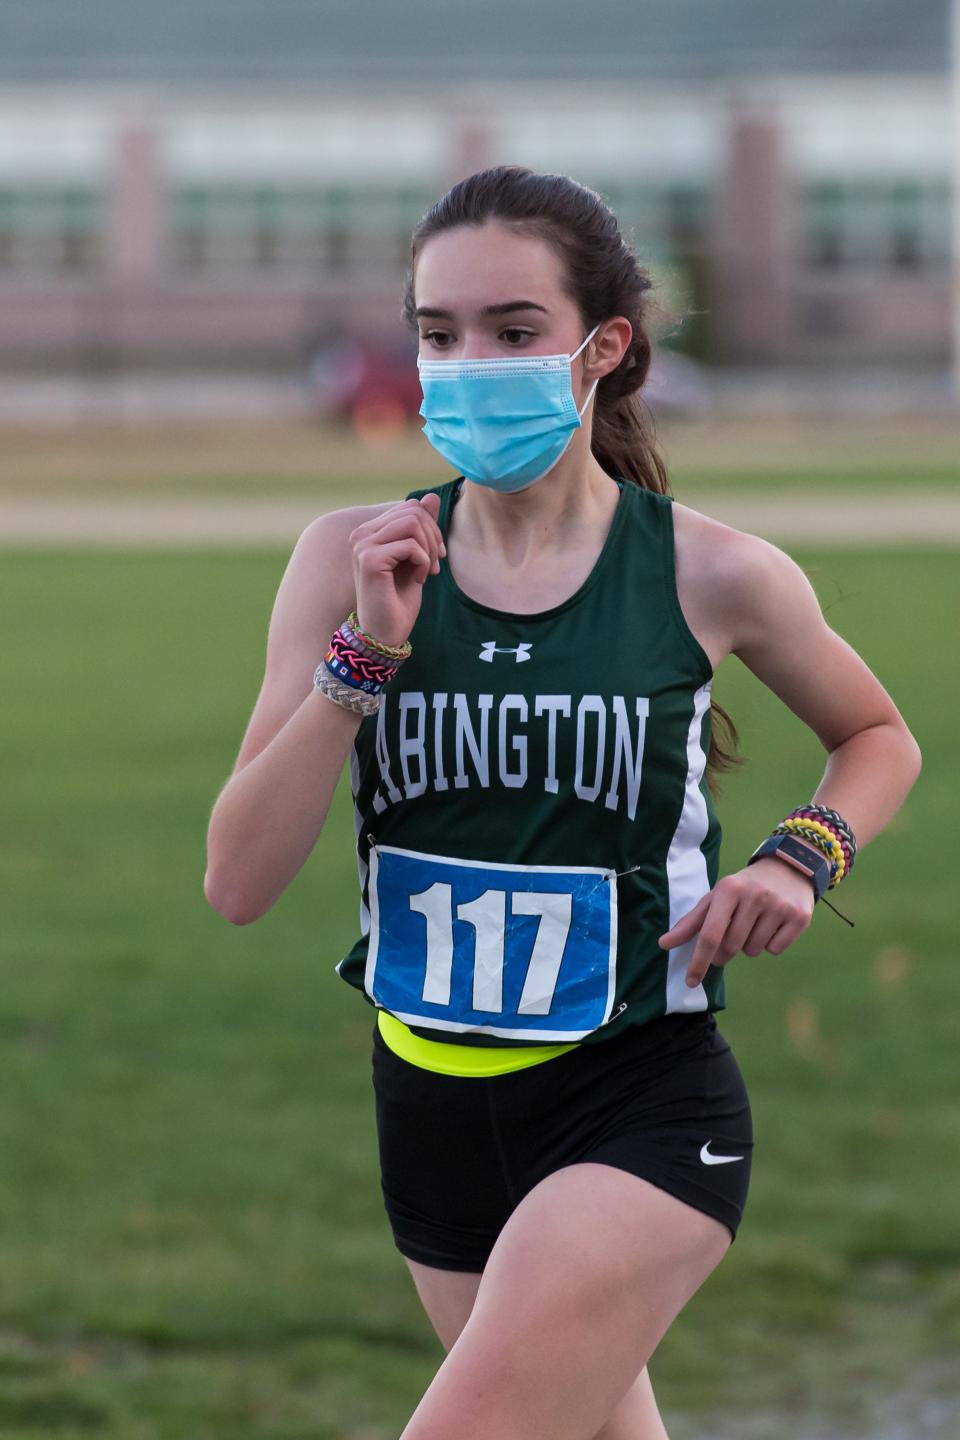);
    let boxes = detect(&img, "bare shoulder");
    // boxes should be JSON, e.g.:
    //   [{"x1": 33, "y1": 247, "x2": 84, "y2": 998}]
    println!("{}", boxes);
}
[
  {"x1": 670, "y1": 496, "x2": 785, "y2": 583},
  {"x1": 670, "y1": 498, "x2": 814, "y2": 668},
  {"x1": 670, "y1": 497, "x2": 917, "y2": 752},
  {"x1": 225, "y1": 498, "x2": 408, "y2": 777},
  {"x1": 262, "y1": 495, "x2": 413, "y2": 679},
  {"x1": 298, "y1": 499, "x2": 406, "y2": 560},
  {"x1": 293, "y1": 499, "x2": 406, "y2": 609}
]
